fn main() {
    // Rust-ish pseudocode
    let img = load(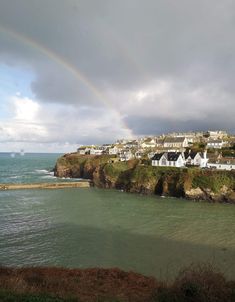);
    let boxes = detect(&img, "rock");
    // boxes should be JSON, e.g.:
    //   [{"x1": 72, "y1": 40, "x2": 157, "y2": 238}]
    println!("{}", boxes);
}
[{"x1": 185, "y1": 187, "x2": 206, "y2": 200}]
